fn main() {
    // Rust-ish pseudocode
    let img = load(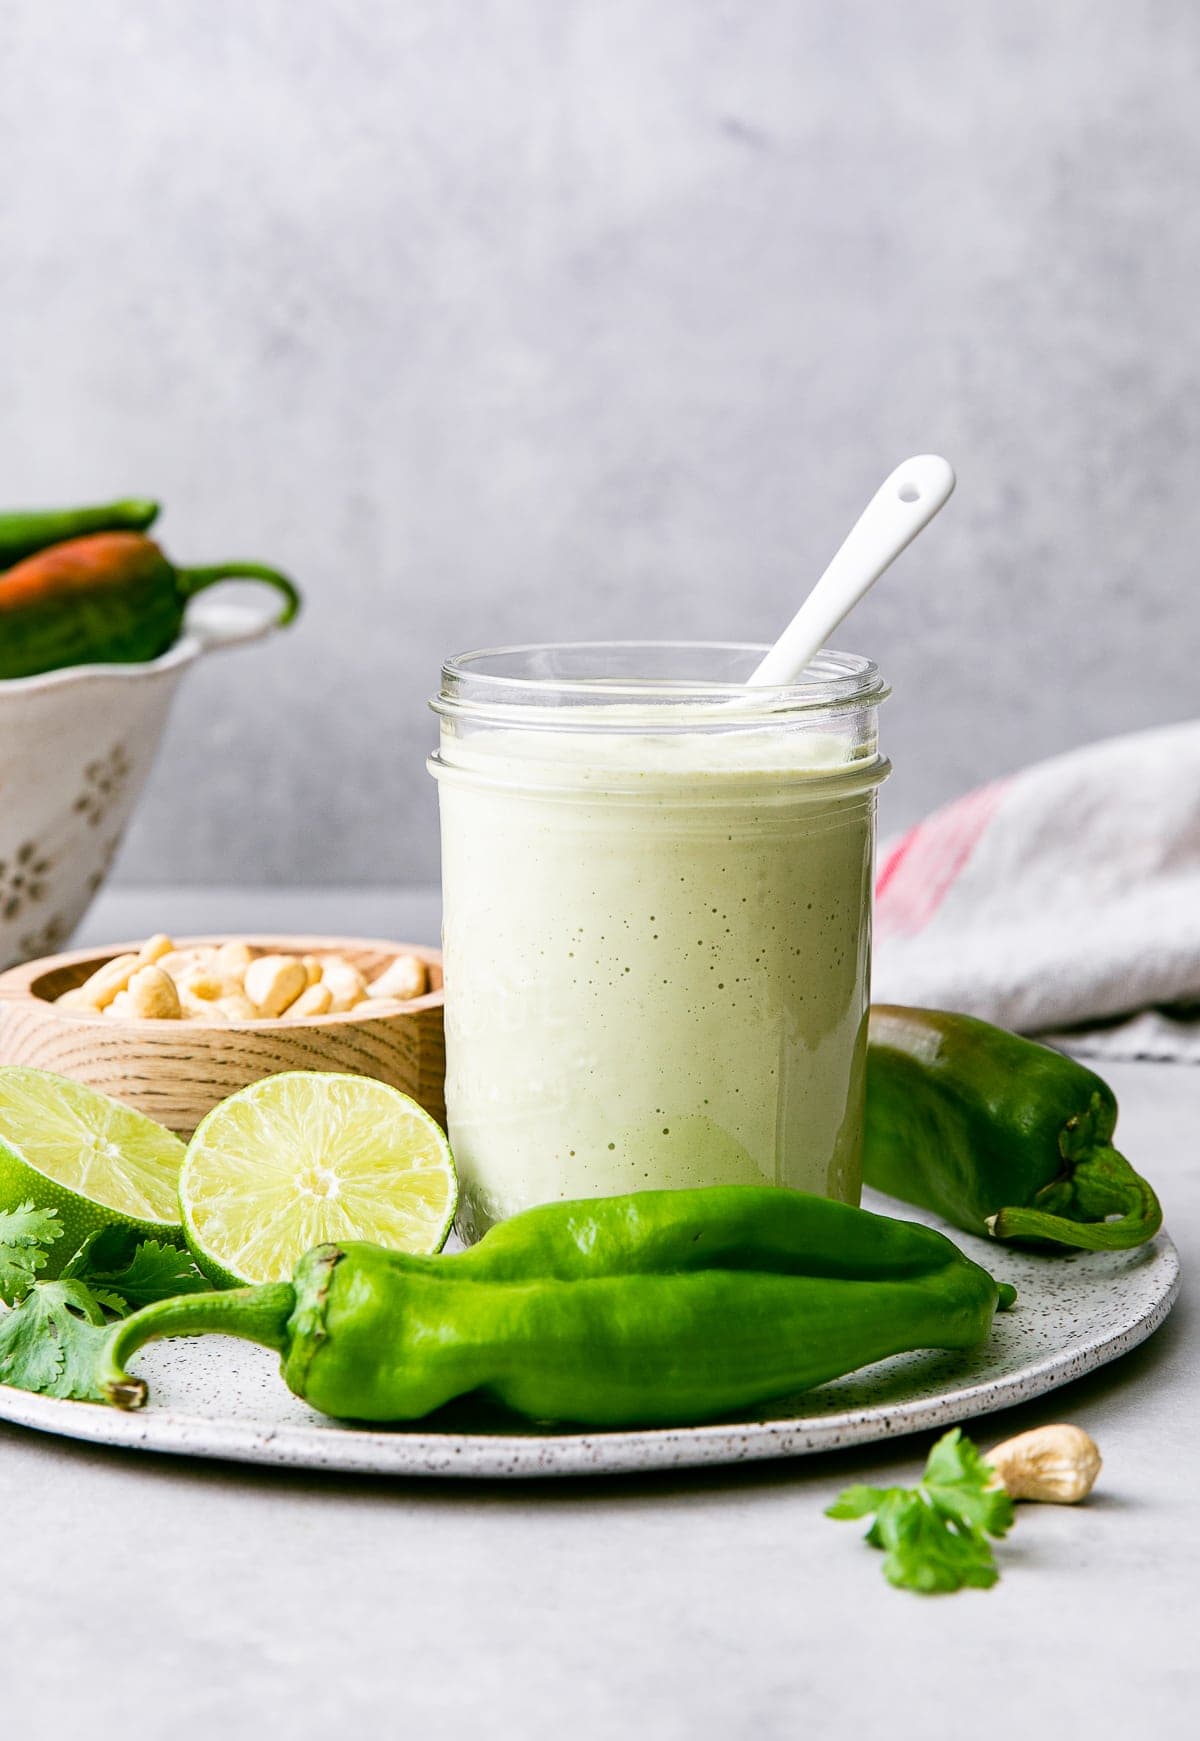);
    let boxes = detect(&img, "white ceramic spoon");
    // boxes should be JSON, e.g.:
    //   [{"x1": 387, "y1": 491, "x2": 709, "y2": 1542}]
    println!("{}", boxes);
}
[{"x1": 747, "y1": 455, "x2": 955, "y2": 686}]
